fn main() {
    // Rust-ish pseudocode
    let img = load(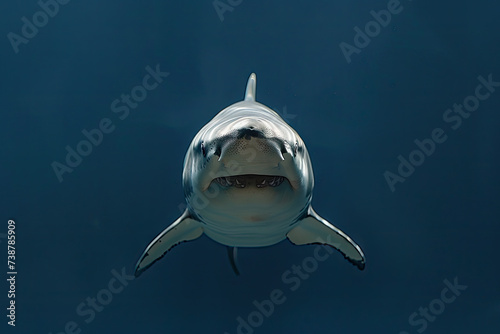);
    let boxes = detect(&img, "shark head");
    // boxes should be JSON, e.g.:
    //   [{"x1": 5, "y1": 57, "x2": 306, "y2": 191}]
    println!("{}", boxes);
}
[{"x1": 182, "y1": 74, "x2": 314, "y2": 246}]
